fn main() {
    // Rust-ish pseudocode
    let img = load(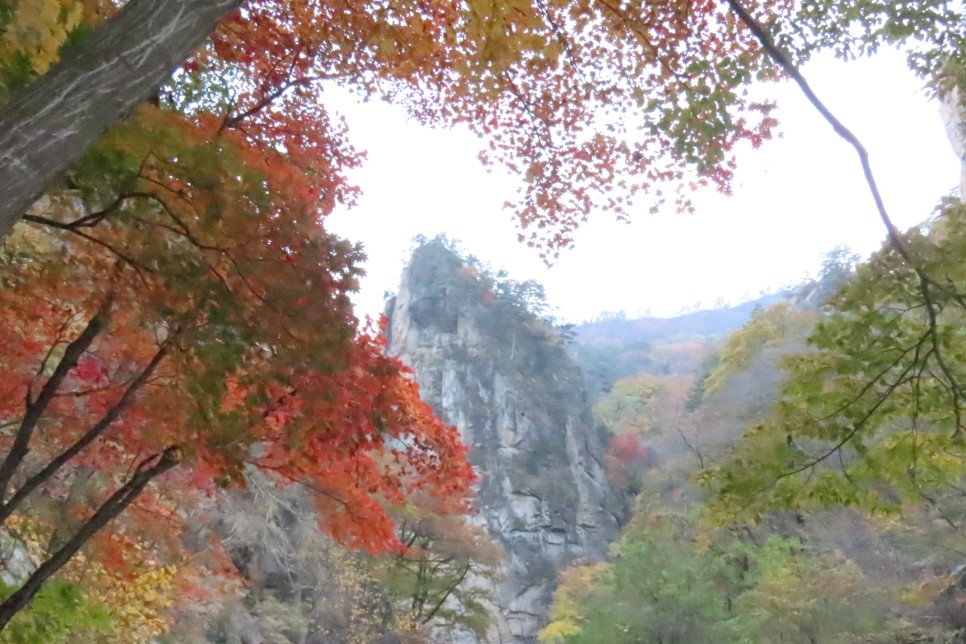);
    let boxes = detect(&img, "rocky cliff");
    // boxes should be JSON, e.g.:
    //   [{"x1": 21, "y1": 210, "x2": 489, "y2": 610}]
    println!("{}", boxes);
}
[
  {"x1": 941, "y1": 83, "x2": 966, "y2": 201},
  {"x1": 386, "y1": 241, "x2": 621, "y2": 642}
]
